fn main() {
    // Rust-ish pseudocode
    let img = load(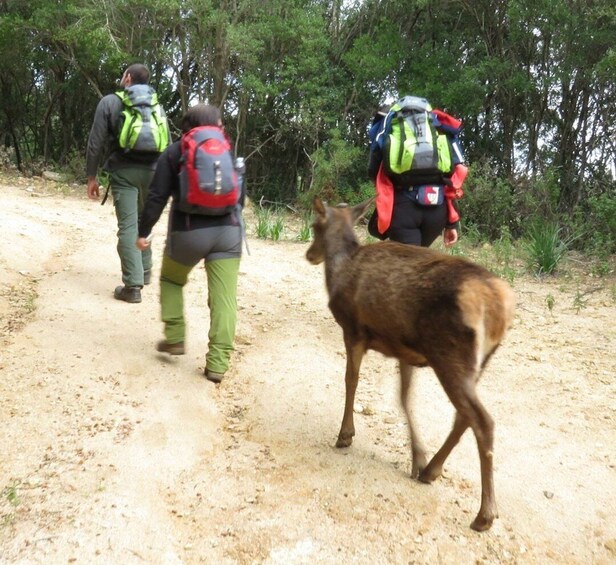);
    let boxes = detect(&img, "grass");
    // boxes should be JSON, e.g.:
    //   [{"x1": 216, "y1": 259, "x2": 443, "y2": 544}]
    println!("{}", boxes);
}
[
  {"x1": 3, "y1": 483, "x2": 20, "y2": 507},
  {"x1": 297, "y1": 214, "x2": 312, "y2": 242},
  {"x1": 269, "y1": 215, "x2": 284, "y2": 241},
  {"x1": 254, "y1": 207, "x2": 285, "y2": 240},
  {"x1": 249, "y1": 206, "x2": 615, "y2": 293},
  {"x1": 254, "y1": 207, "x2": 272, "y2": 239},
  {"x1": 572, "y1": 289, "x2": 588, "y2": 313},
  {"x1": 524, "y1": 222, "x2": 573, "y2": 275}
]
